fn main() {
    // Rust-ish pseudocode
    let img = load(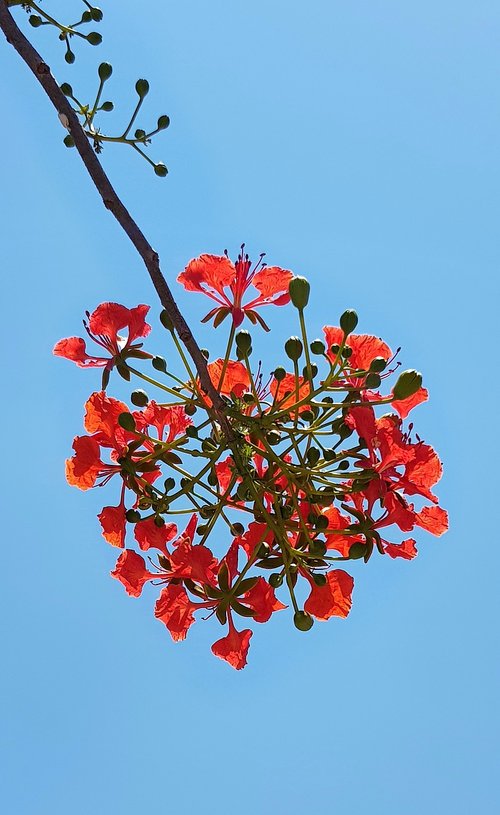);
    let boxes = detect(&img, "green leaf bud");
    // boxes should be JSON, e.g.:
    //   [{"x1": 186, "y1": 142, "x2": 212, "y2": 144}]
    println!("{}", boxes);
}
[
  {"x1": 98, "y1": 62, "x2": 113, "y2": 81},
  {"x1": 310, "y1": 339, "x2": 325, "y2": 355},
  {"x1": 154, "y1": 163, "x2": 168, "y2": 177},
  {"x1": 118, "y1": 412, "x2": 136, "y2": 432},
  {"x1": 294, "y1": 610, "x2": 314, "y2": 631},
  {"x1": 87, "y1": 32, "x2": 103, "y2": 46},
  {"x1": 157, "y1": 115, "x2": 170, "y2": 130},
  {"x1": 285, "y1": 336, "x2": 303, "y2": 361},
  {"x1": 289, "y1": 276, "x2": 310, "y2": 309},
  {"x1": 393, "y1": 369, "x2": 423, "y2": 401},
  {"x1": 131, "y1": 389, "x2": 148, "y2": 407},
  {"x1": 340, "y1": 309, "x2": 358, "y2": 336},
  {"x1": 135, "y1": 78, "x2": 150, "y2": 98}
]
